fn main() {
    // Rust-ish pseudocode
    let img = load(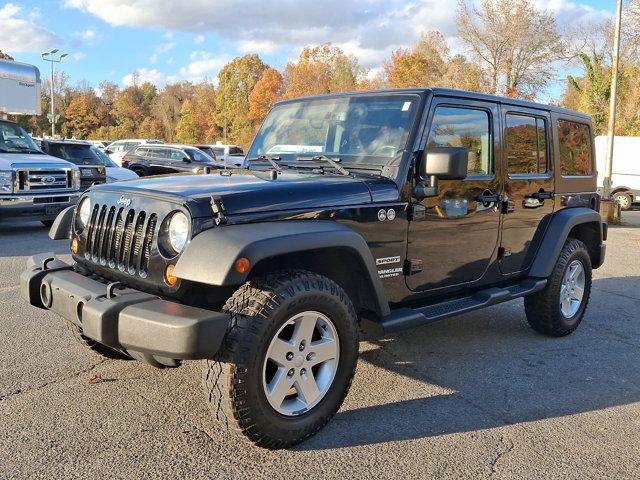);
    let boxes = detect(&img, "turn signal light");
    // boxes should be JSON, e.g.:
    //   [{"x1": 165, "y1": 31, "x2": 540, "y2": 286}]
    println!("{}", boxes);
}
[
  {"x1": 235, "y1": 257, "x2": 251, "y2": 273},
  {"x1": 71, "y1": 237, "x2": 79, "y2": 254},
  {"x1": 165, "y1": 264, "x2": 178, "y2": 286}
]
